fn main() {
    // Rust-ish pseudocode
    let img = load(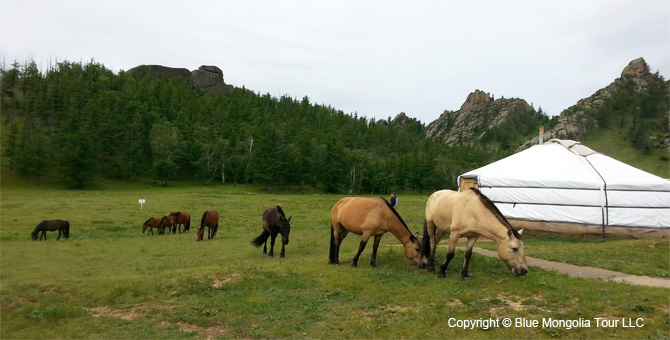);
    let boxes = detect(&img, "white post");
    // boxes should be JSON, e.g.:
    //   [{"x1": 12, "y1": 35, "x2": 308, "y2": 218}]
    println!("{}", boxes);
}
[{"x1": 139, "y1": 199, "x2": 146, "y2": 210}]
